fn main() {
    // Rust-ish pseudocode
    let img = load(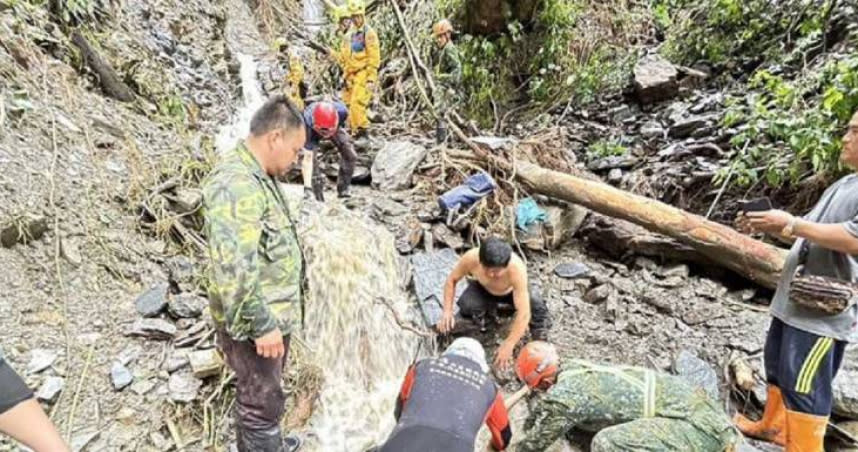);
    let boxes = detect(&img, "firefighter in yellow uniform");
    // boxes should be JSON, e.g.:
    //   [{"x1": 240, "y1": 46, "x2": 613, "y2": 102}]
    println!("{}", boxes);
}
[
  {"x1": 285, "y1": 50, "x2": 305, "y2": 110},
  {"x1": 327, "y1": 4, "x2": 351, "y2": 69},
  {"x1": 340, "y1": 0, "x2": 379, "y2": 137}
]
